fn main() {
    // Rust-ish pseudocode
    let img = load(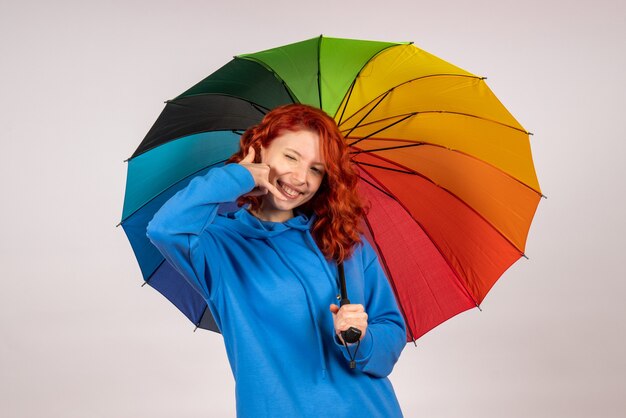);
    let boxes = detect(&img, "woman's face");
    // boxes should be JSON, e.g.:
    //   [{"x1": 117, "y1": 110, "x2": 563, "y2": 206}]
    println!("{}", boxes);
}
[{"x1": 258, "y1": 129, "x2": 326, "y2": 221}]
